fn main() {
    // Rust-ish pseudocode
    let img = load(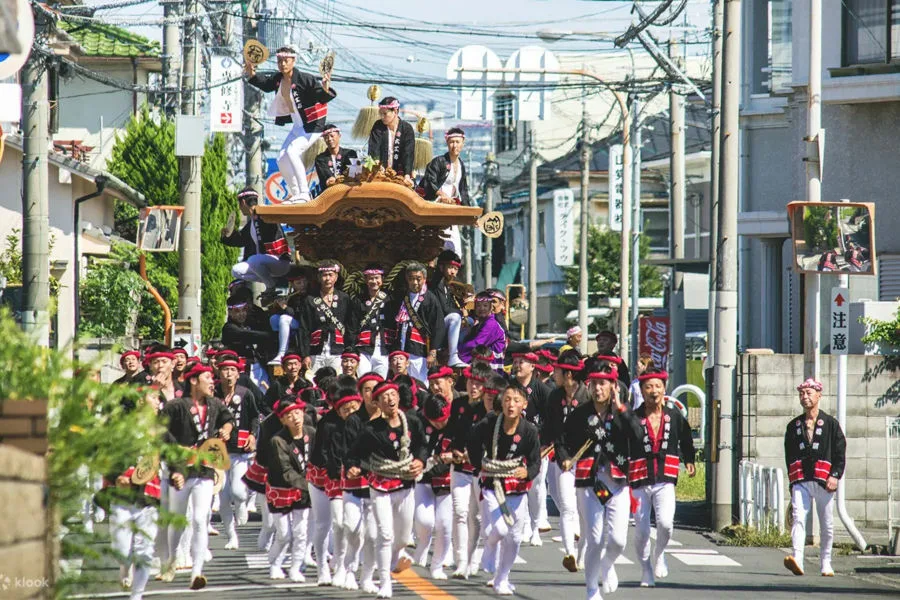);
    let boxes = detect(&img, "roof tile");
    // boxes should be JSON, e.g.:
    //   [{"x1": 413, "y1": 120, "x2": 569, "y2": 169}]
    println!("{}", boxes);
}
[{"x1": 59, "y1": 20, "x2": 161, "y2": 58}]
